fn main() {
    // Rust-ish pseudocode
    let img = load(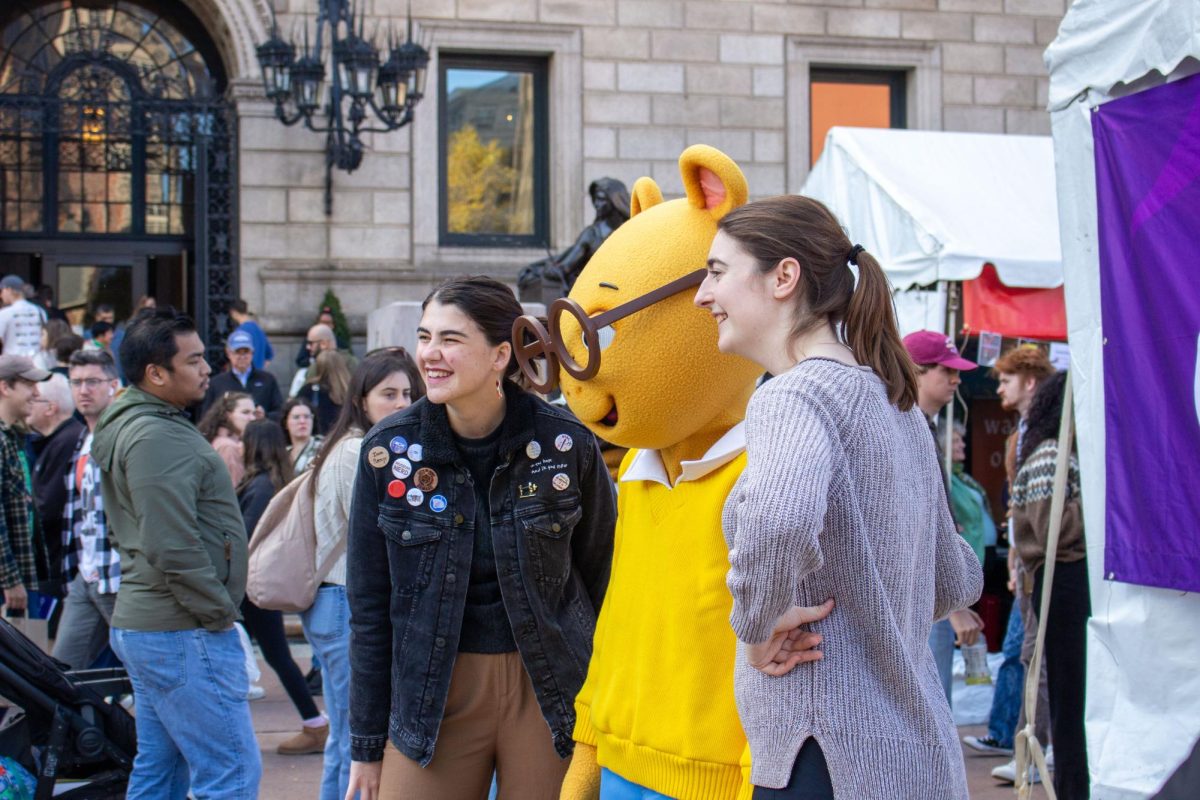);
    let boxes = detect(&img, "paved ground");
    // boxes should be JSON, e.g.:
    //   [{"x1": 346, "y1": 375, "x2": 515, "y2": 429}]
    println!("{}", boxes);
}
[{"x1": 251, "y1": 646, "x2": 1025, "y2": 799}]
